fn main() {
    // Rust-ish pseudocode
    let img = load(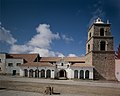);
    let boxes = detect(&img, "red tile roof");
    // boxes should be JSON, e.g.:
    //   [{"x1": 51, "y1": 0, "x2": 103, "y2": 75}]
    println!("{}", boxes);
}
[
  {"x1": 71, "y1": 63, "x2": 94, "y2": 67},
  {"x1": 6, "y1": 53, "x2": 89, "y2": 67},
  {"x1": 40, "y1": 57, "x2": 61, "y2": 62},
  {"x1": 21, "y1": 62, "x2": 54, "y2": 67},
  {"x1": 6, "y1": 54, "x2": 38, "y2": 63},
  {"x1": 40, "y1": 56, "x2": 85, "y2": 62},
  {"x1": 64, "y1": 57, "x2": 85, "y2": 62}
]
